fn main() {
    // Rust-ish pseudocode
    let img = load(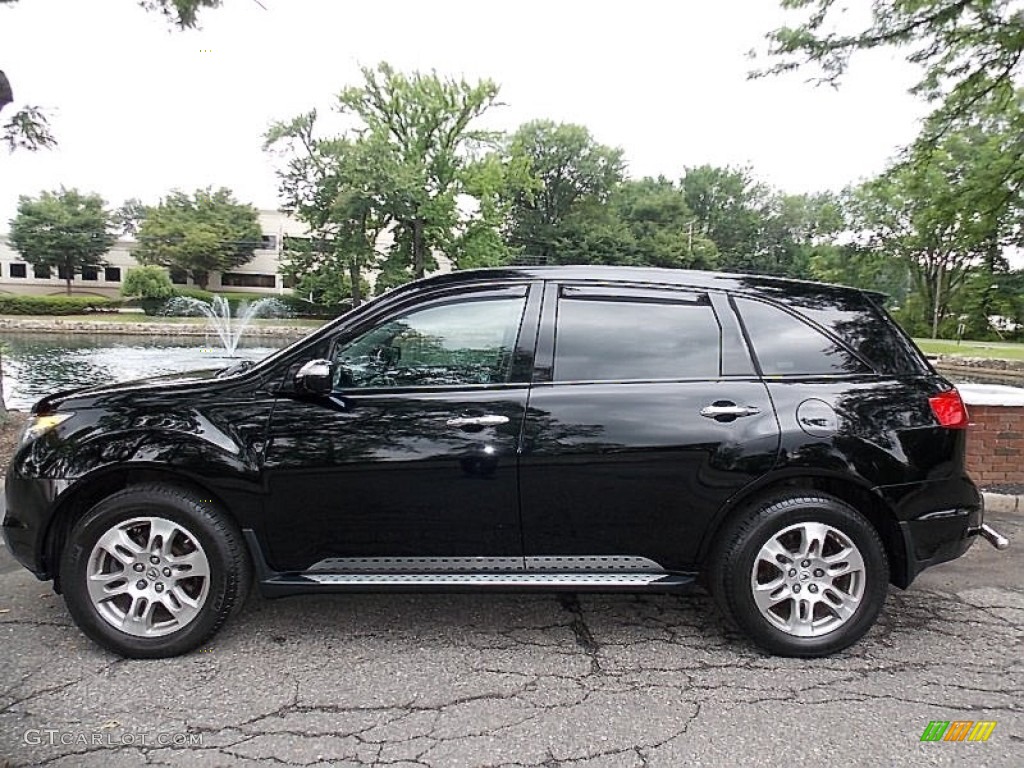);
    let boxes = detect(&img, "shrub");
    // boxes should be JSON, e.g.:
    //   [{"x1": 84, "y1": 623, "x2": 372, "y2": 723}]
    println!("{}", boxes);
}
[
  {"x1": 122, "y1": 266, "x2": 175, "y2": 300},
  {"x1": 0, "y1": 295, "x2": 117, "y2": 315}
]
